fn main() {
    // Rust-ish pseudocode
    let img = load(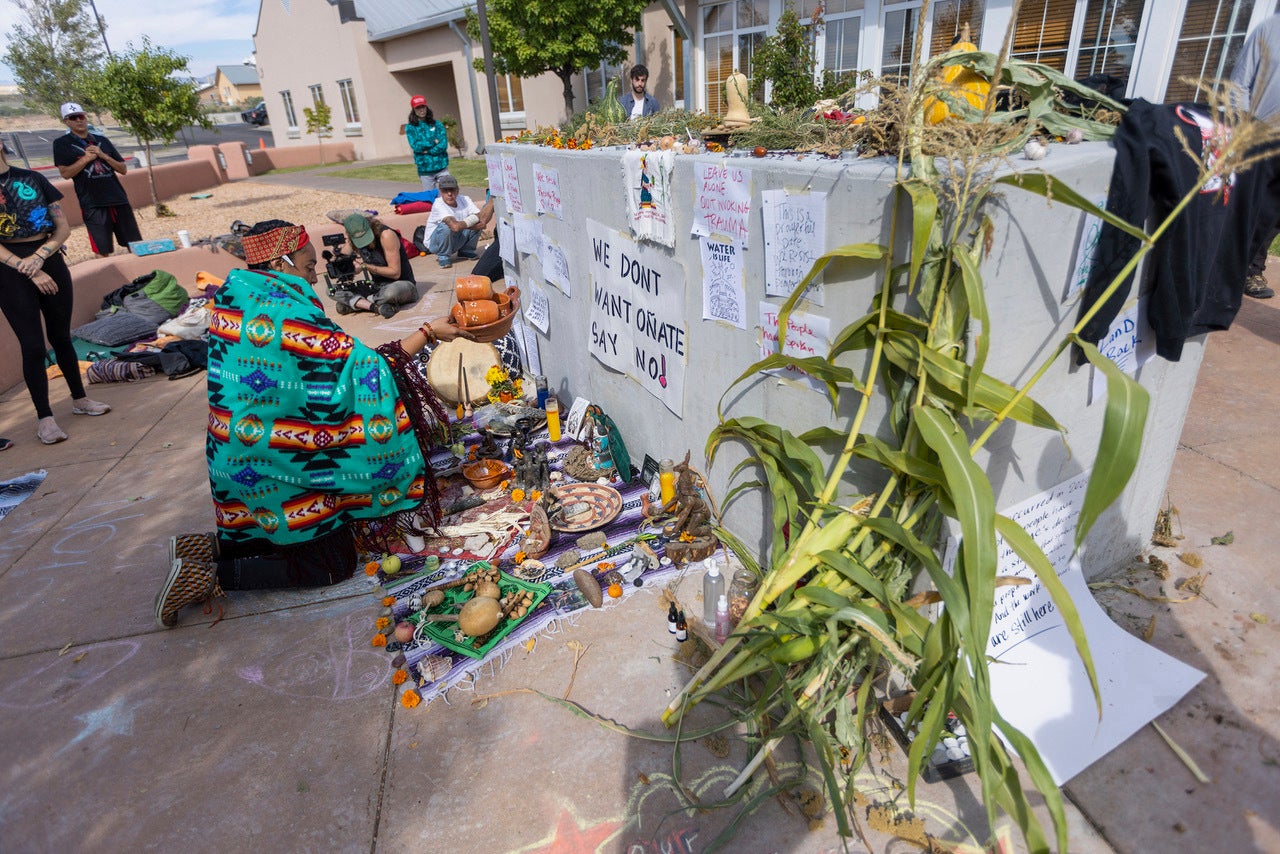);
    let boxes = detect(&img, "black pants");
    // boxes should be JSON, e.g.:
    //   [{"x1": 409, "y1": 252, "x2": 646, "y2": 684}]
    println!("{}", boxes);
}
[
  {"x1": 471, "y1": 236, "x2": 505, "y2": 282},
  {"x1": 1247, "y1": 221, "x2": 1280, "y2": 278},
  {"x1": 0, "y1": 243, "x2": 85, "y2": 418},
  {"x1": 214, "y1": 530, "x2": 356, "y2": 591}
]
